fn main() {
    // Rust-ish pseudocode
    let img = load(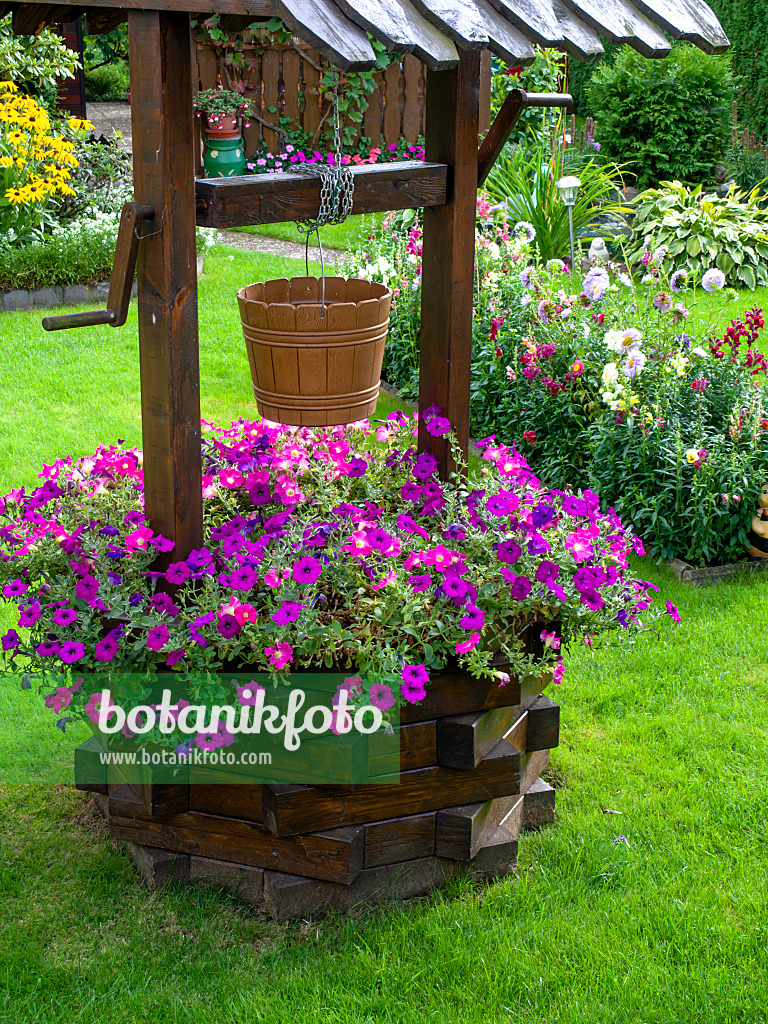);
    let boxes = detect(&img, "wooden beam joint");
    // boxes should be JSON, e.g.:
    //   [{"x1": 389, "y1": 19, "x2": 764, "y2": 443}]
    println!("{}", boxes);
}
[{"x1": 477, "y1": 89, "x2": 572, "y2": 188}]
